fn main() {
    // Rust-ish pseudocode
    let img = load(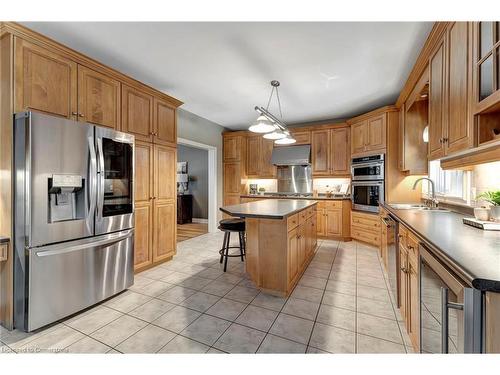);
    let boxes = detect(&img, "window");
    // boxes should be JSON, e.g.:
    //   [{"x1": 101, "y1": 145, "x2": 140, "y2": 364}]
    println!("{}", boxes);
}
[{"x1": 427, "y1": 160, "x2": 472, "y2": 204}]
